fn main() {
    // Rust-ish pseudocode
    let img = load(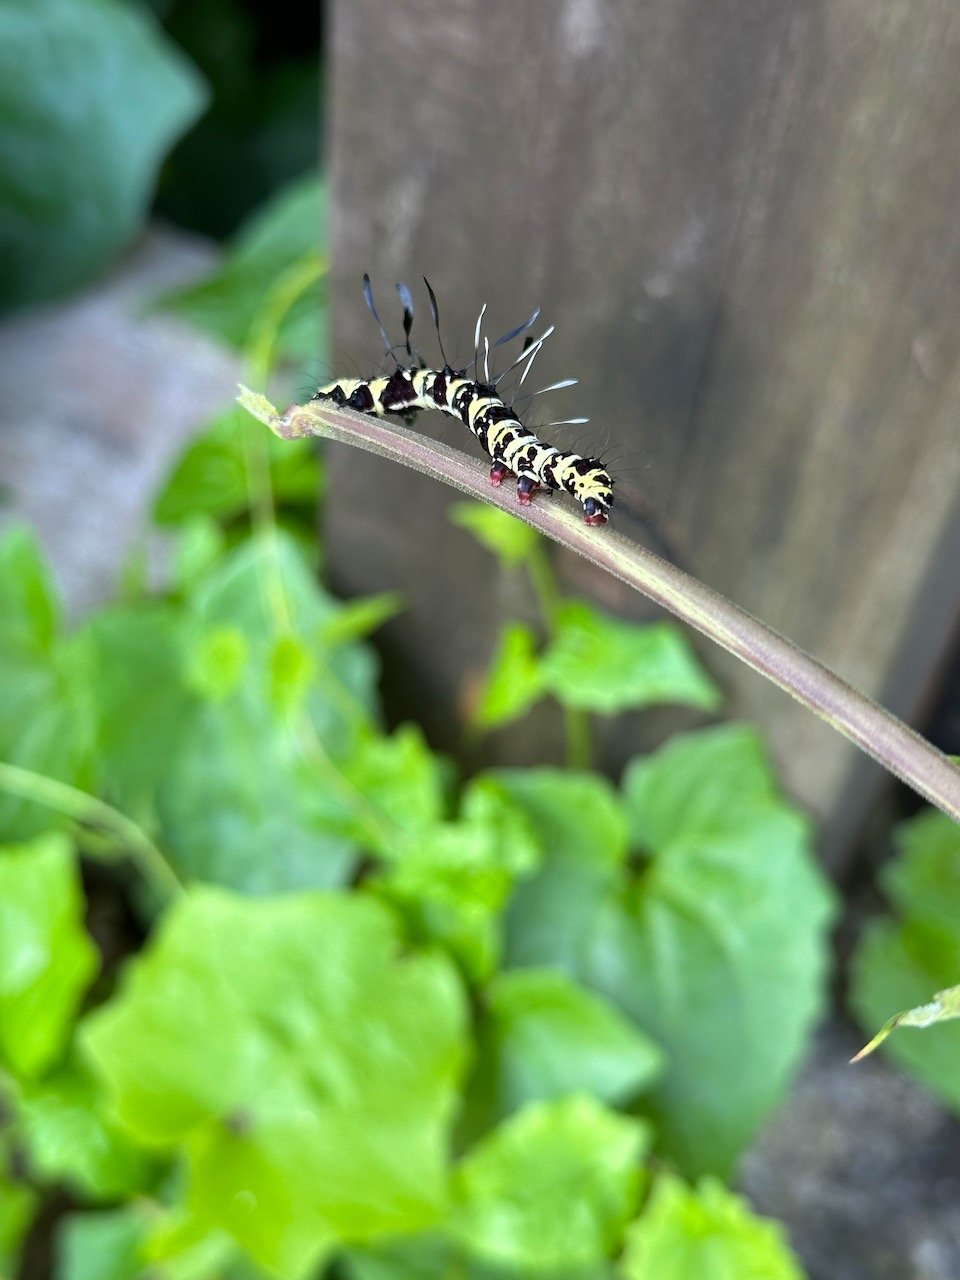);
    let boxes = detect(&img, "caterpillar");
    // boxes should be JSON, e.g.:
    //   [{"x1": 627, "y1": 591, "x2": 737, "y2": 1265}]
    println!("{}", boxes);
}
[{"x1": 311, "y1": 276, "x2": 614, "y2": 525}]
